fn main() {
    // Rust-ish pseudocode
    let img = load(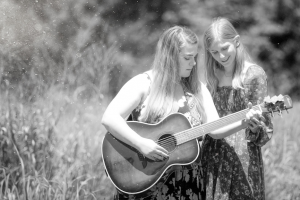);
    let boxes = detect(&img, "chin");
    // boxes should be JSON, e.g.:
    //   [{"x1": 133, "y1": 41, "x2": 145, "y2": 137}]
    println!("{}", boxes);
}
[{"x1": 181, "y1": 73, "x2": 191, "y2": 78}]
